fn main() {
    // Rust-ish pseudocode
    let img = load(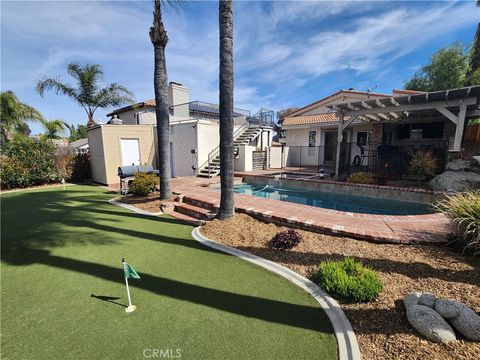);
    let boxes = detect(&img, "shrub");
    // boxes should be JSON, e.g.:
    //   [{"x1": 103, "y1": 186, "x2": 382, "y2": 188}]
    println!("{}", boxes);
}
[
  {"x1": 267, "y1": 229, "x2": 302, "y2": 250},
  {"x1": 66, "y1": 152, "x2": 91, "y2": 182},
  {"x1": 0, "y1": 136, "x2": 58, "y2": 189},
  {"x1": 435, "y1": 191, "x2": 480, "y2": 256},
  {"x1": 347, "y1": 172, "x2": 374, "y2": 184},
  {"x1": 313, "y1": 257, "x2": 383, "y2": 302},
  {"x1": 129, "y1": 173, "x2": 158, "y2": 197},
  {"x1": 409, "y1": 151, "x2": 436, "y2": 178}
]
